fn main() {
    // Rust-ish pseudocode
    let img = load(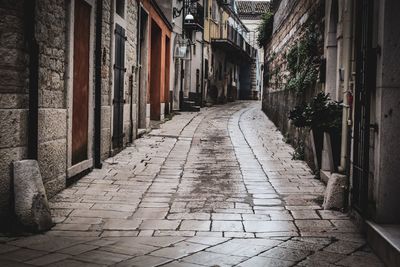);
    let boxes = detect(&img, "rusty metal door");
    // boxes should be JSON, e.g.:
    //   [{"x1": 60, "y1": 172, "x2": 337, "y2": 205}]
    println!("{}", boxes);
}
[
  {"x1": 352, "y1": 0, "x2": 376, "y2": 214},
  {"x1": 112, "y1": 24, "x2": 126, "y2": 149},
  {"x1": 72, "y1": 0, "x2": 91, "y2": 165}
]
